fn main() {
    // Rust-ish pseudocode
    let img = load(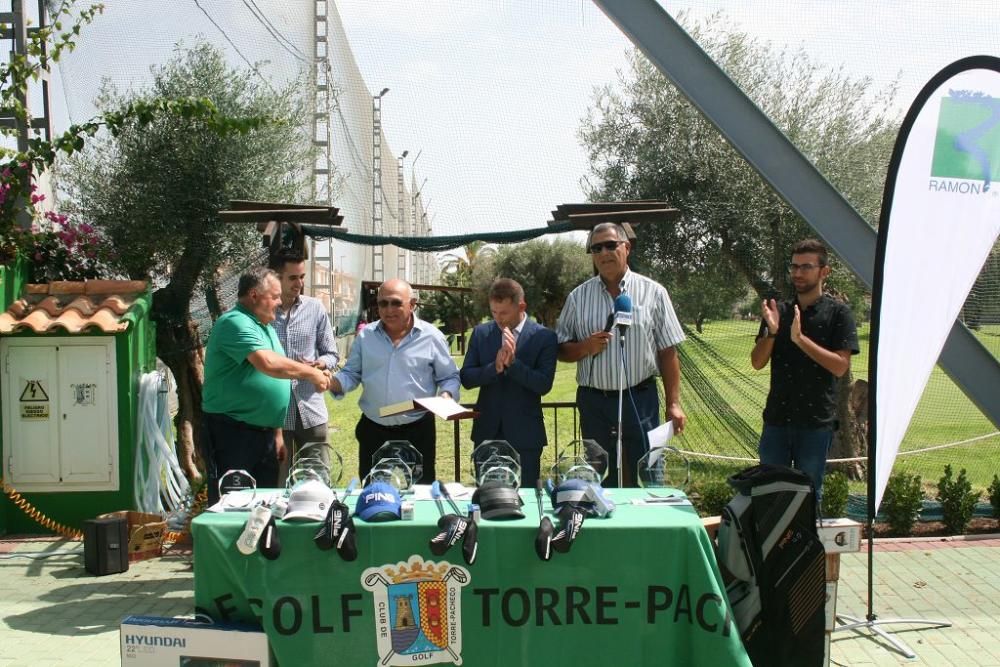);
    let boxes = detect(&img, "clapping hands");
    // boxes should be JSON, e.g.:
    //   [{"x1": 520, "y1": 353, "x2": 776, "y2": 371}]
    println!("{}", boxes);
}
[{"x1": 494, "y1": 326, "x2": 516, "y2": 373}]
